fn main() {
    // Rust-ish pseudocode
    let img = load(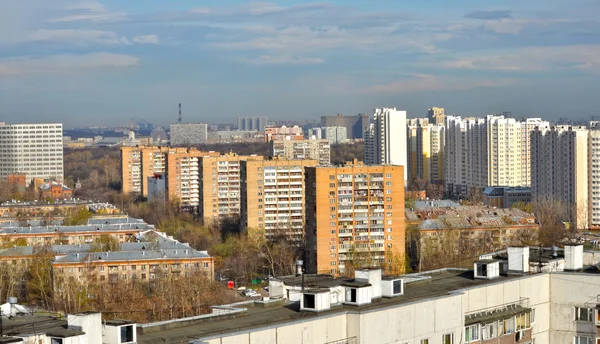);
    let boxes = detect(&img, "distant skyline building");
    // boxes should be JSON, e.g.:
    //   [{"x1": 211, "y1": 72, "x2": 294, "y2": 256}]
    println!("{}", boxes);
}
[
  {"x1": 320, "y1": 114, "x2": 369, "y2": 139},
  {"x1": 308, "y1": 126, "x2": 347, "y2": 144},
  {"x1": 0, "y1": 122, "x2": 64, "y2": 184},
  {"x1": 427, "y1": 107, "x2": 445, "y2": 125},
  {"x1": 237, "y1": 116, "x2": 268, "y2": 132},
  {"x1": 364, "y1": 108, "x2": 408, "y2": 180},
  {"x1": 270, "y1": 138, "x2": 331, "y2": 166},
  {"x1": 170, "y1": 123, "x2": 208, "y2": 146}
]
